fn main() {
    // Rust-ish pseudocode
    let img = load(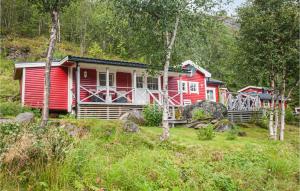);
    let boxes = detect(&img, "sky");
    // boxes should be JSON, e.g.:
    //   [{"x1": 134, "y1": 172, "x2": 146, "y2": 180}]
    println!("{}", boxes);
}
[{"x1": 224, "y1": 0, "x2": 247, "y2": 16}]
